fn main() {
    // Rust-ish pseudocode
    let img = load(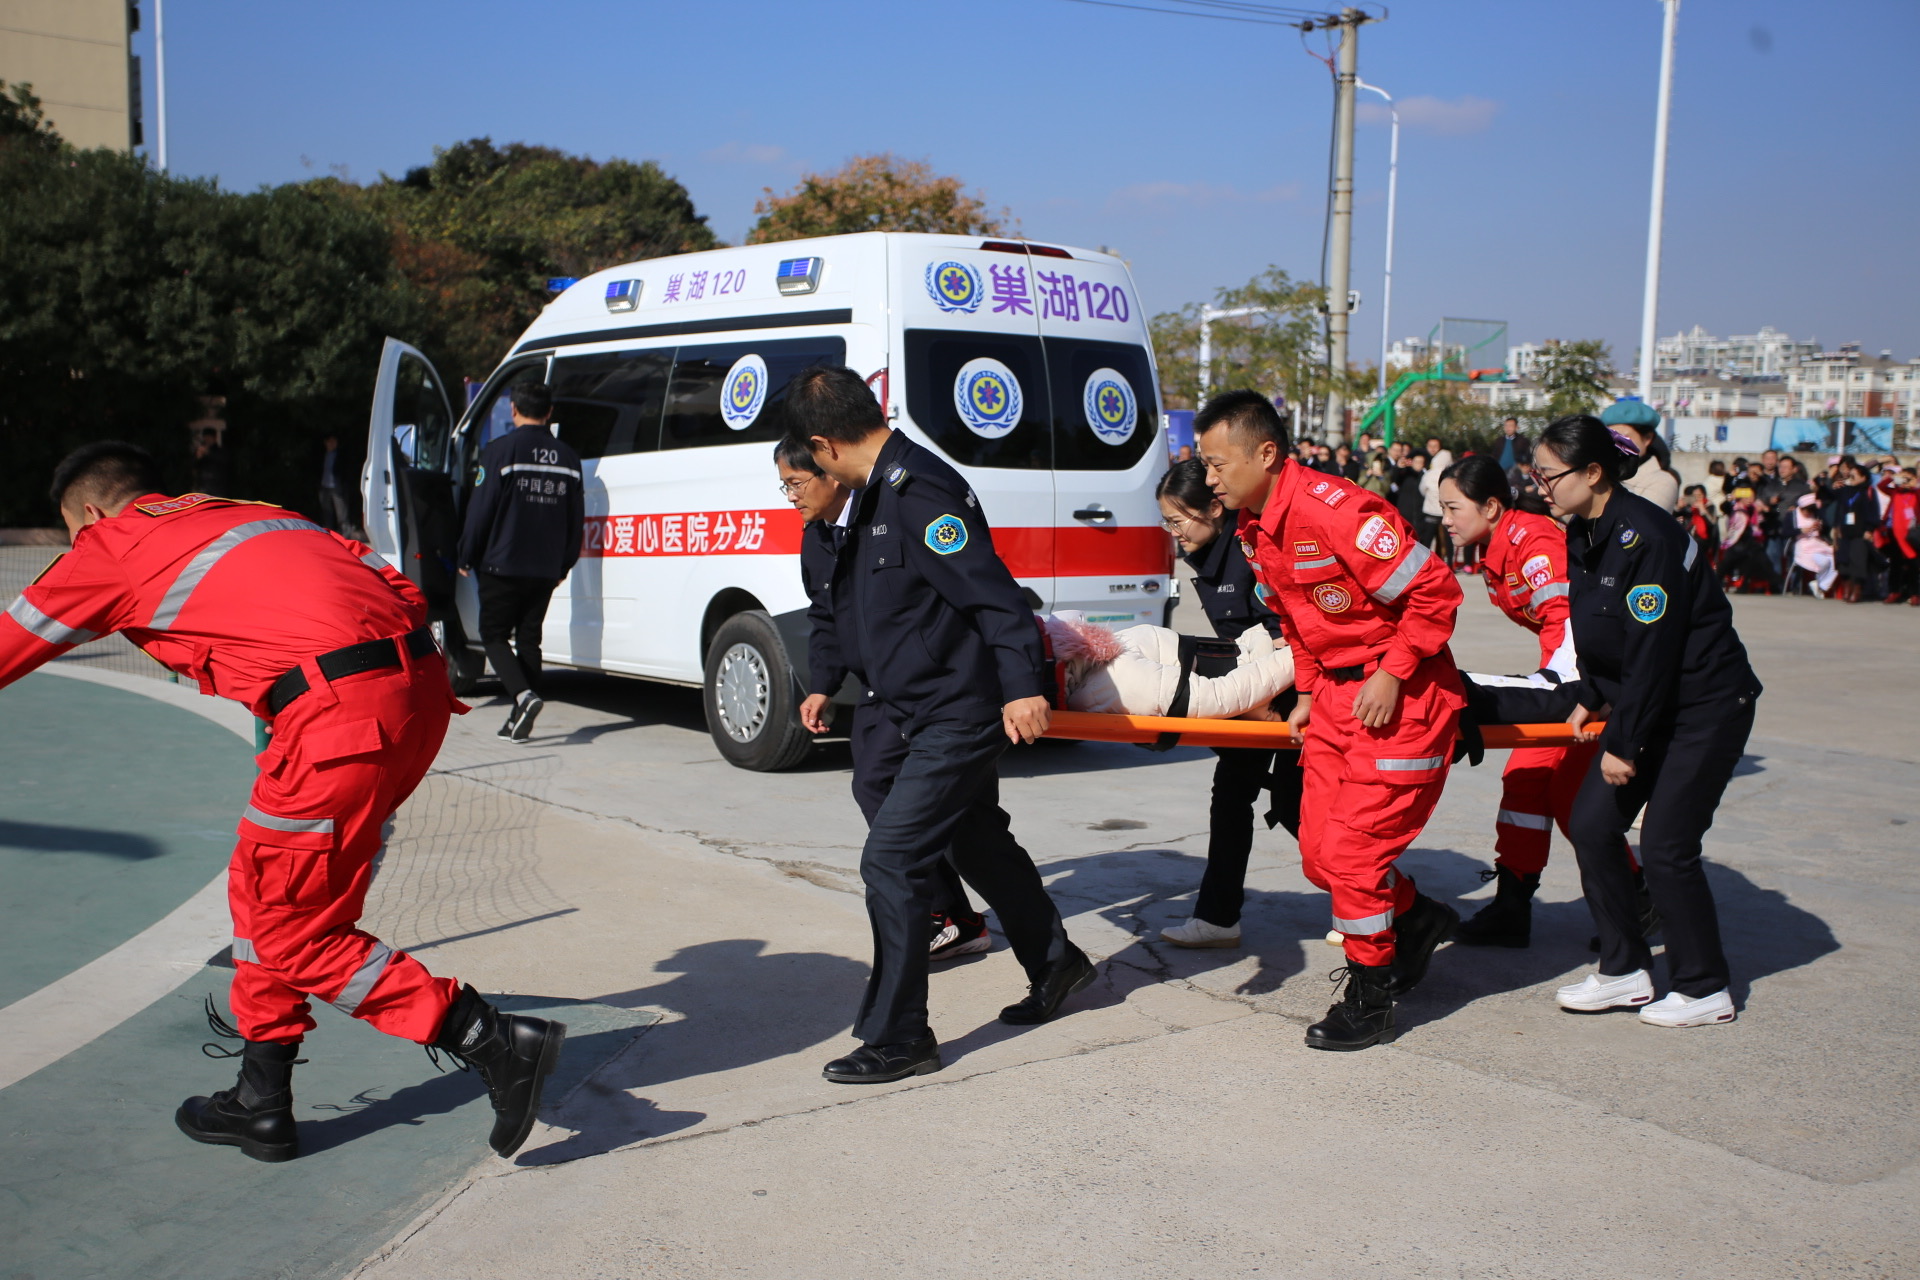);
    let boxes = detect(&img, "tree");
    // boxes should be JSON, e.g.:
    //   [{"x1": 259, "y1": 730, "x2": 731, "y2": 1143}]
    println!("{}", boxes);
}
[
  {"x1": 1149, "y1": 266, "x2": 1322, "y2": 410},
  {"x1": 351, "y1": 138, "x2": 719, "y2": 378},
  {"x1": 747, "y1": 153, "x2": 1006, "y2": 244},
  {"x1": 1533, "y1": 338, "x2": 1616, "y2": 419},
  {"x1": 0, "y1": 81, "x2": 63, "y2": 156}
]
